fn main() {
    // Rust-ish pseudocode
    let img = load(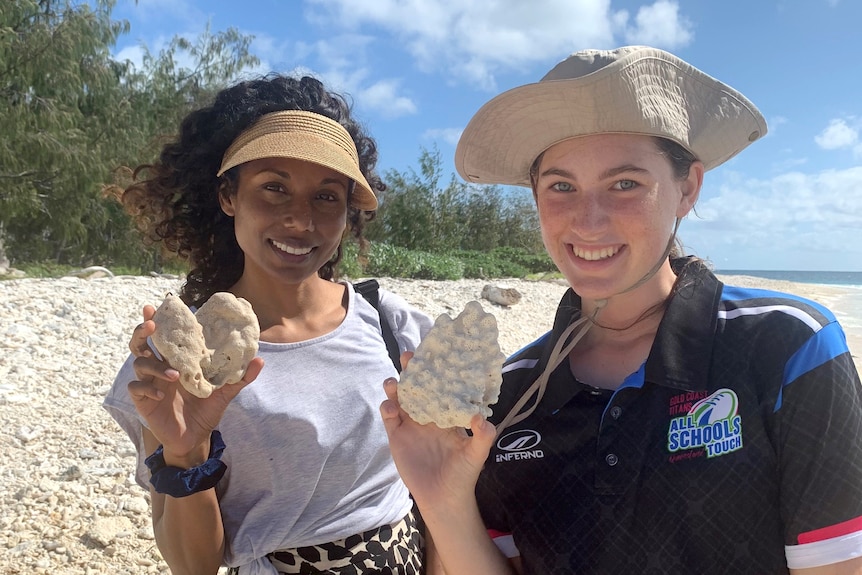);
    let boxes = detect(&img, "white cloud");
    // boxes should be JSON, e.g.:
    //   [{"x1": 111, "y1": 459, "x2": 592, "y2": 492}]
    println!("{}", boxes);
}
[
  {"x1": 684, "y1": 166, "x2": 862, "y2": 269},
  {"x1": 314, "y1": 34, "x2": 375, "y2": 73},
  {"x1": 621, "y1": 0, "x2": 694, "y2": 48},
  {"x1": 235, "y1": 32, "x2": 417, "y2": 119},
  {"x1": 423, "y1": 128, "x2": 463, "y2": 146},
  {"x1": 113, "y1": 34, "x2": 197, "y2": 74},
  {"x1": 313, "y1": 68, "x2": 418, "y2": 120},
  {"x1": 114, "y1": 44, "x2": 146, "y2": 69},
  {"x1": 815, "y1": 118, "x2": 859, "y2": 150},
  {"x1": 306, "y1": 36, "x2": 420, "y2": 117},
  {"x1": 767, "y1": 115, "x2": 788, "y2": 135},
  {"x1": 239, "y1": 34, "x2": 303, "y2": 77},
  {"x1": 771, "y1": 156, "x2": 808, "y2": 172},
  {"x1": 304, "y1": 0, "x2": 695, "y2": 90},
  {"x1": 358, "y1": 80, "x2": 418, "y2": 119}
]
